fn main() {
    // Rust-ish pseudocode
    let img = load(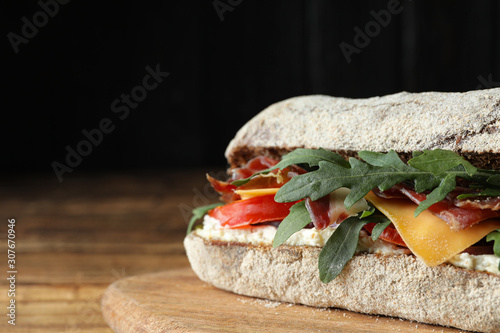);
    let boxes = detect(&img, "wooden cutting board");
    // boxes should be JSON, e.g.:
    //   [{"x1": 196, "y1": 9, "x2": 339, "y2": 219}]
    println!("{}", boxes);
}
[{"x1": 101, "y1": 268, "x2": 465, "y2": 333}]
